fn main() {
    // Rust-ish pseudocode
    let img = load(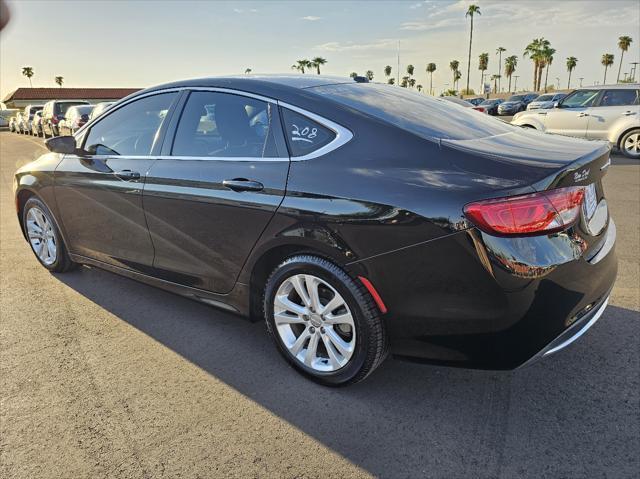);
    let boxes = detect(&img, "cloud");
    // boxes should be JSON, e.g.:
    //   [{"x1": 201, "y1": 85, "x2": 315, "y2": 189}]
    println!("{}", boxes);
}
[
  {"x1": 314, "y1": 39, "x2": 398, "y2": 52},
  {"x1": 301, "y1": 16, "x2": 322, "y2": 21},
  {"x1": 233, "y1": 8, "x2": 258, "y2": 14}
]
